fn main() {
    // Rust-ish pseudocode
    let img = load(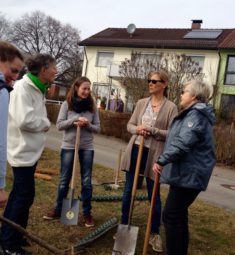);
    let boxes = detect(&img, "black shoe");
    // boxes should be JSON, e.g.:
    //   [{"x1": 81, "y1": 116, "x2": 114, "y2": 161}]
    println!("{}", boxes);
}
[{"x1": 1, "y1": 247, "x2": 32, "y2": 255}]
